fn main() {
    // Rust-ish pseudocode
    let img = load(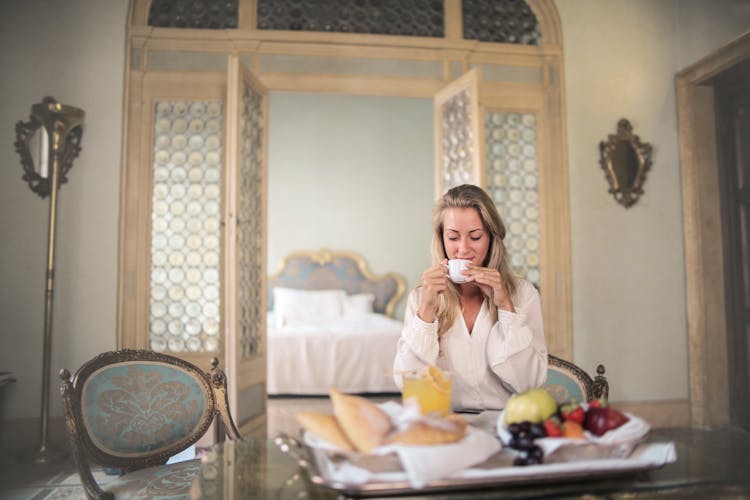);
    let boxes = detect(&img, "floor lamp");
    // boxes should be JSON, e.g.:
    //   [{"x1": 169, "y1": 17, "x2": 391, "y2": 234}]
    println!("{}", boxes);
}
[{"x1": 14, "y1": 97, "x2": 85, "y2": 463}]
